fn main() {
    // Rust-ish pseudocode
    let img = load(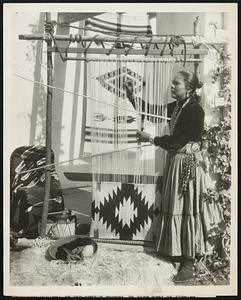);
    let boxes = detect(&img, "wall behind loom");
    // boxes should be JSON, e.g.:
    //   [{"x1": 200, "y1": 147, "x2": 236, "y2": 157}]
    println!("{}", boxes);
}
[{"x1": 156, "y1": 12, "x2": 231, "y2": 124}]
